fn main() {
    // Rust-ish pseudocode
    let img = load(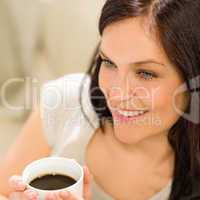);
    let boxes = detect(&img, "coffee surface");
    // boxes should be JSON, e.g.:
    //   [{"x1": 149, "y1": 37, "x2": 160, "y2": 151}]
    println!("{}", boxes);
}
[{"x1": 29, "y1": 174, "x2": 77, "y2": 190}]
